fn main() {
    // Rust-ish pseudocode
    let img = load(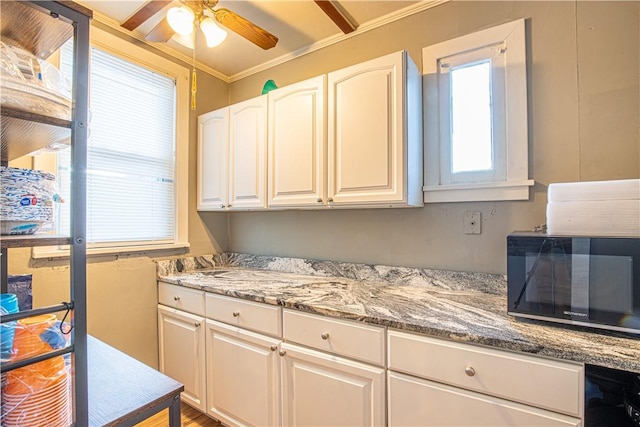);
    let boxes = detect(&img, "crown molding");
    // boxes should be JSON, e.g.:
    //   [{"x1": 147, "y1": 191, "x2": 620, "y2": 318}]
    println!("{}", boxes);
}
[
  {"x1": 89, "y1": 0, "x2": 449, "y2": 84},
  {"x1": 90, "y1": 10, "x2": 230, "y2": 83},
  {"x1": 228, "y1": 0, "x2": 449, "y2": 82}
]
